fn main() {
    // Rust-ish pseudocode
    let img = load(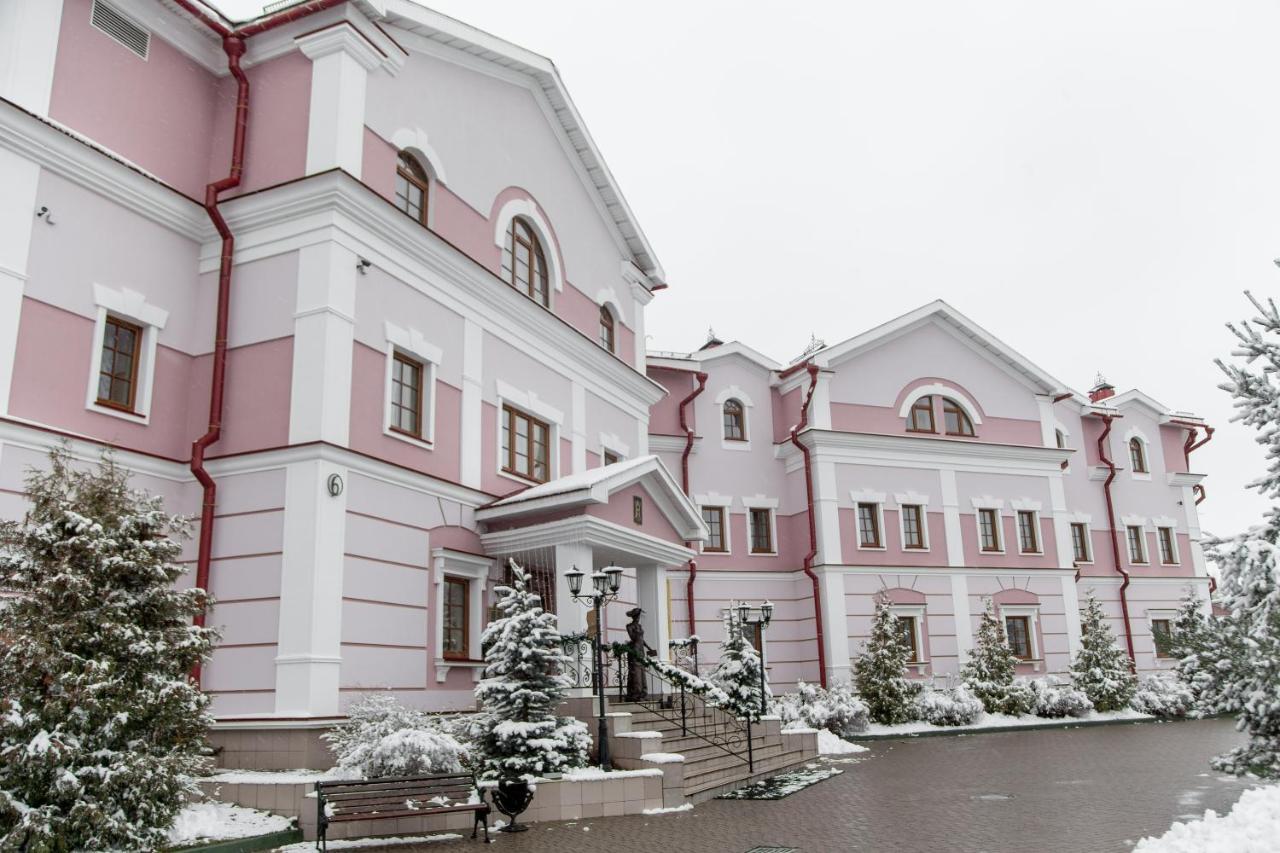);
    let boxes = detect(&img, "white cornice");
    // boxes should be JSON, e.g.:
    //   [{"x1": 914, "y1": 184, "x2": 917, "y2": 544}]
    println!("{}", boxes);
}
[
  {"x1": 479, "y1": 515, "x2": 695, "y2": 566},
  {"x1": 296, "y1": 23, "x2": 385, "y2": 70},
  {"x1": 1167, "y1": 472, "x2": 1206, "y2": 487},
  {"x1": 200, "y1": 170, "x2": 664, "y2": 418},
  {"x1": 790, "y1": 429, "x2": 1073, "y2": 474},
  {"x1": 648, "y1": 434, "x2": 694, "y2": 454}
]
